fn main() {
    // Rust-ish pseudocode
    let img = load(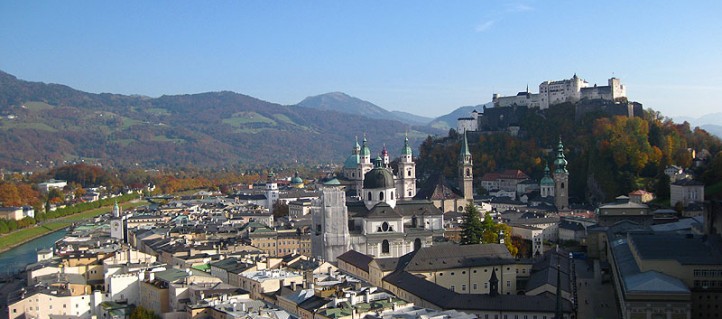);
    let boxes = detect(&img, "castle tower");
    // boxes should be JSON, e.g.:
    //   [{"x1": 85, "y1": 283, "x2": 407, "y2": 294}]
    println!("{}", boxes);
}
[
  {"x1": 459, "y1": 132, "x2": 474, "y2": 201},
  {"x1": 397, "y1": 133, "x2": 416, "y2": 199},
  {"x1": 266, "y1": 170, "x2": 279, "y2": 210},
  {"x1": 553, "y1": 137, "x2": 569, "y2": 210}
]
